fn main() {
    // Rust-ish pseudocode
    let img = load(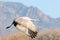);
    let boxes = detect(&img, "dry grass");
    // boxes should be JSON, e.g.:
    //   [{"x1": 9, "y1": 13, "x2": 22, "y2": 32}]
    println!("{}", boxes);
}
[
  {"x1": 6, "y1": 32, "x2": 33, "y2": 40},
  {"x1": 0, "y1": 37, "x2": 2, "y2": 40},
  {"x1": 6, "y1": 28, "x2": 60, "y2": 40},
  {"x1": 36, "y1": 28, "x2": 60, "y2": 40}
]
